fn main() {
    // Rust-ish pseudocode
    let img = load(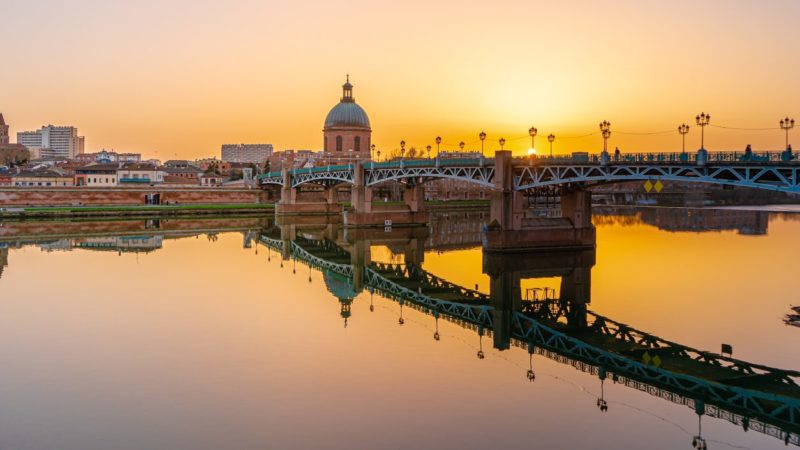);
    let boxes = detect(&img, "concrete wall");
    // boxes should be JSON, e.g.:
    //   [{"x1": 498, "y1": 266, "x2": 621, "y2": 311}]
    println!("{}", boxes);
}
[{"x1": 0, "y1": 187, "x2": 268, "y2": 206}]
